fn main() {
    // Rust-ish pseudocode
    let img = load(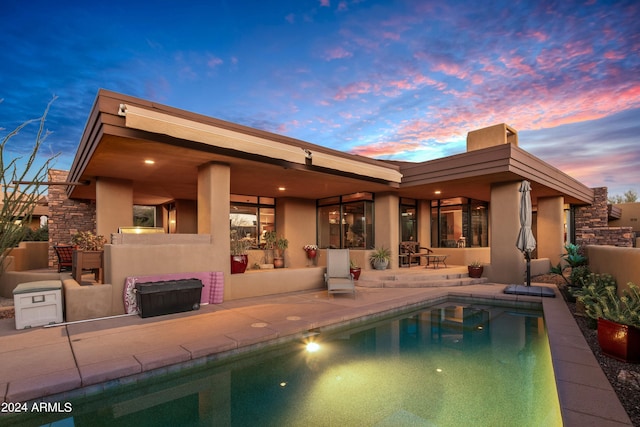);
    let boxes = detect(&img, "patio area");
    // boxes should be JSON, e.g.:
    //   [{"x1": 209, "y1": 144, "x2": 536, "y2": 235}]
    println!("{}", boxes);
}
[{"x1": 0, "y1": 281, "x2": 632, "y2": 426}]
